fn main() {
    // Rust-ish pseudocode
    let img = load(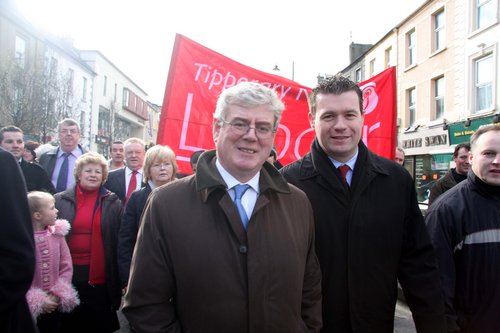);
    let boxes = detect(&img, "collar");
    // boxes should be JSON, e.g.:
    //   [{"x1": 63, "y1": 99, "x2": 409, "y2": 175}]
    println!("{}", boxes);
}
[
  {"x1": 58, "y1": 146, "x2": 81, "y2": 158},
  {"x1": 328, "y1": 149, "x2": 359, "y2": 170},
  {"x1": 126, "y1": 167, "x2": 143, "y2": 176},
  {"x1": 215, "y1": 159, "x2": 260, "y2": 194}
]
